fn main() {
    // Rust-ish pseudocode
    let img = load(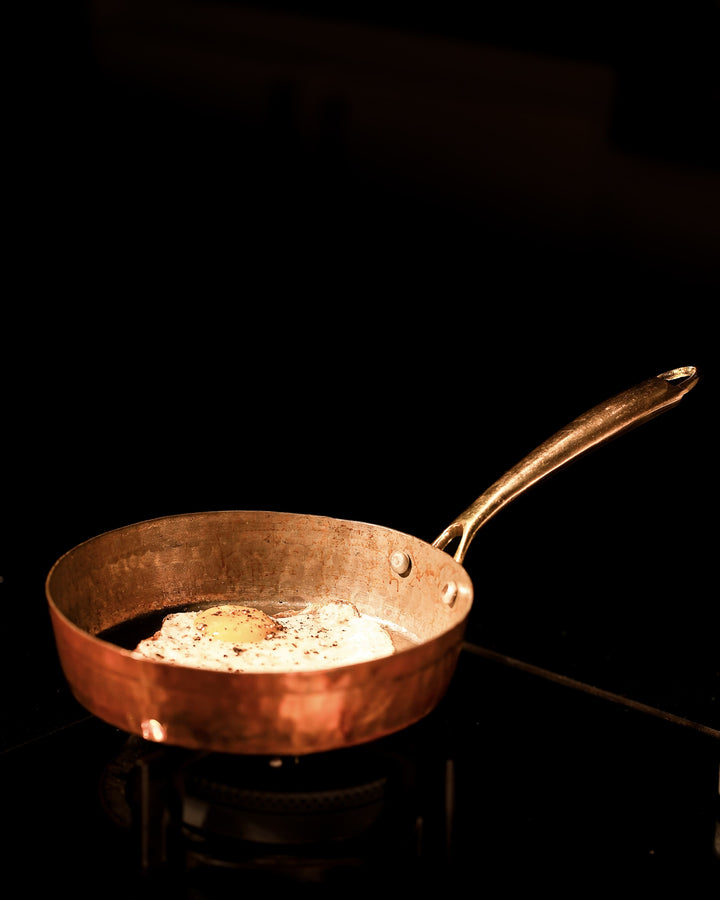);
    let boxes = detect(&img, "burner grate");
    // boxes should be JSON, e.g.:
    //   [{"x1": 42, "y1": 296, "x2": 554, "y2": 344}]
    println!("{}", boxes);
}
[{"x1": 100, "y1": 731, "x2": 453, "y2": 889}]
